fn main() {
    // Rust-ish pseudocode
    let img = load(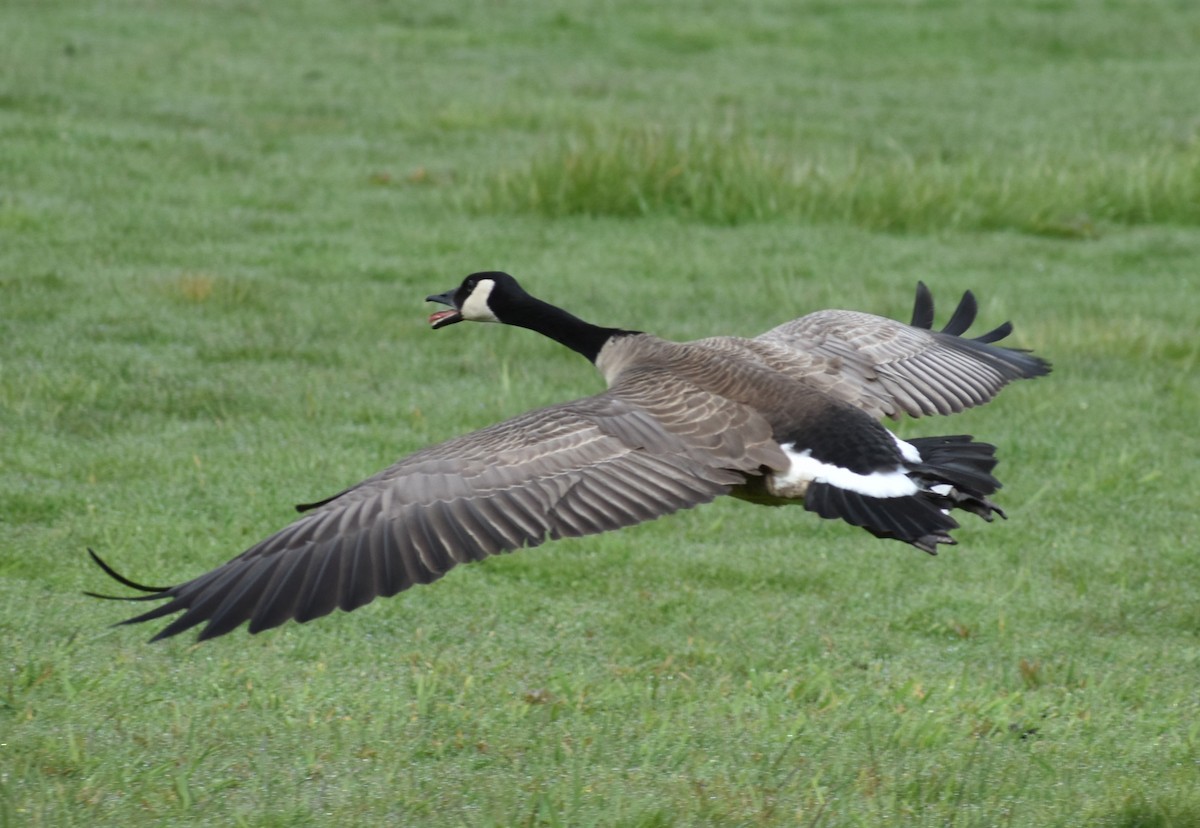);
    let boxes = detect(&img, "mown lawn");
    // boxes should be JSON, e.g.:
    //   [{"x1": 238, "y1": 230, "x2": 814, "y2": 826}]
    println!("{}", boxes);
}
[{"x1": 2, "y1": 1, "x2": 1198, "y2": 826}]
